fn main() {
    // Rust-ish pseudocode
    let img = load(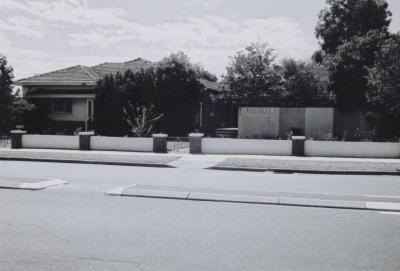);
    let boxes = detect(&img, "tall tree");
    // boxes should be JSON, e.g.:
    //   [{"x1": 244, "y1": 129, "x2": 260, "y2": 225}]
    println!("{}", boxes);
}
[
  {"x1": 222, "y1": 42, "x2": 283, "y2": 106},
  {"x1": 0, "y1": 55, "x2": 14, "y2": 134},
  {"x1": 94, "y1": 52, "x2": 204, "y2": 136},
  {"x1": 153, "y1": 53, "x2": 203, "y2": 135},
  {"x1": 316, "y1": 0, "x2": 391, "y2": 55},
  {"x1": 326, "y1": 30, "x2": 388, "y2": 108},
  {"x1": 94, "y1": 73, "x2": 129, "y2": 136},
  {"x1": 367, "y1": 33, "x2": 400, "y2": 137},
  {"x1": 315, "y1": 0, "x2": 392, "y2": 109}
]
